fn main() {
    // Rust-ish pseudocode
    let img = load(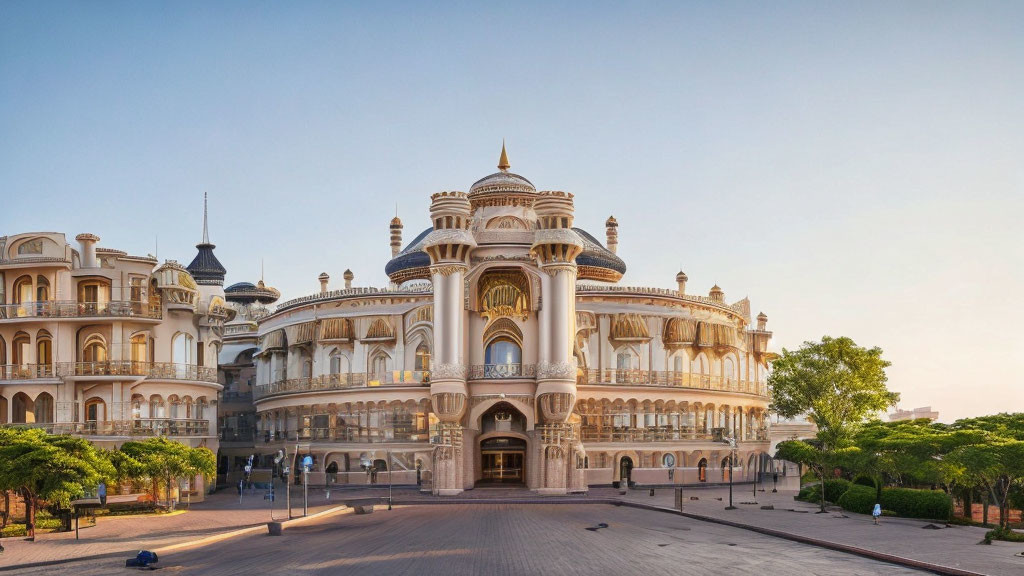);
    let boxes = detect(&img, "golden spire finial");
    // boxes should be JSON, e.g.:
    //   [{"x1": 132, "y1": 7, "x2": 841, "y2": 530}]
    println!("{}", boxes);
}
[{"x1": 498, "y1": 140, "x2": 510, "y2": 172}]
